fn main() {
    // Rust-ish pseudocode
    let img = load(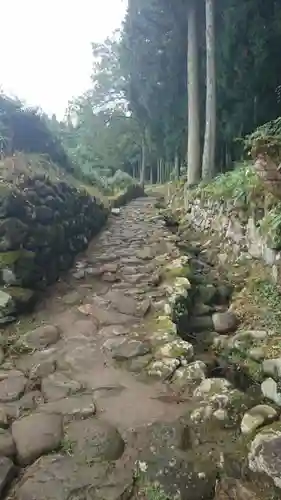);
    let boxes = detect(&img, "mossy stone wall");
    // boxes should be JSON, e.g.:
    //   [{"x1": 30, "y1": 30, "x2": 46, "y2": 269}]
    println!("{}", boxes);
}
[{"x1": 0, "y1": 175, "x2": 108, "y2": 291}]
